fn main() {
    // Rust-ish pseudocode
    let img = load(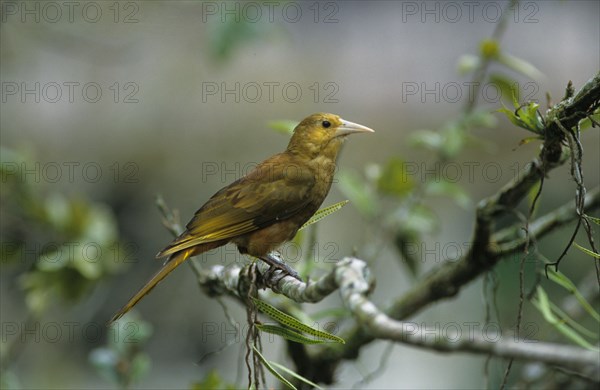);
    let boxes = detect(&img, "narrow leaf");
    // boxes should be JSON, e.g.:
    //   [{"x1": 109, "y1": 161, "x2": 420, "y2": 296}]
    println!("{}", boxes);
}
[
  {"x1": 549, "y1": 301, "x2": 598, "y2": 340},
  {"x1": 268, "y1": 120, "x2": 298, "y2": 135},
  {"x1": 255, "y1": 324, "x2": 328, "y2": 344},
  {"x1": 489, "y1": 73, "x2": 520, "y2": 103},
  {"x1": 498, "y1": 106, "x2": 527, "y2": 129},
  {"x1": 408, "y1": 129, "x2": 443, "y2": 151},
  {"x1": 573, "y1": 242, "x2": 600, "y2": 259},
  {"x1": 300, "y1": 200, "x2": 349, "y2": 231},
  {"x1": 545, "y1": 269, "x2": 600, "y2": 322},
  {"x1": 533, "y1": 287, "x2": 598, "y2": 350},
  {"x1": 252, "y1": 346, "x2": 296, "y2": 390},
  {"x1": 585, "y1": 214, "x2": 600, "y2": 225},
  {"x1": 252, "y1": 298, "x2": 345, "y2": 344},
  {"x1": 269, "y1": 361, "x2": 324, "y2": 390},
  {"x1": 498, "y1": 53, "x2": 544, "y2": 81}
]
